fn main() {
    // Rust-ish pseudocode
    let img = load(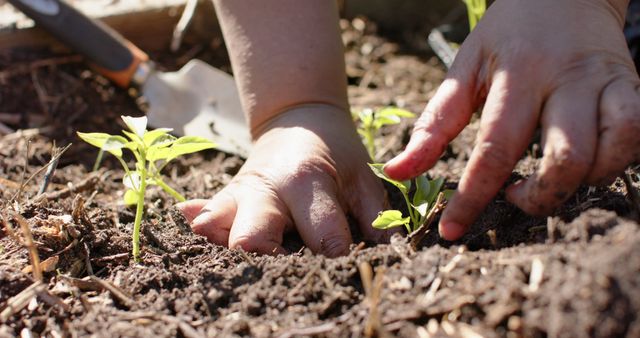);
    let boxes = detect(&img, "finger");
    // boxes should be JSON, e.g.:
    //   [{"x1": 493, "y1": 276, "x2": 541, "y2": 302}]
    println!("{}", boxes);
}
[
  {"x1": 349, "y1": 165, "x2": 394, "y2": 243},
  {"x1": 190, "y1": 190, "x2": 237, "y2": 246},
  {"x1": 384, "y1": 41, "x2": 483, "y2": 180},
  {"x1": 507, "y1": 83, "x2": 598, "y2": 215},
  {"x1": 281, "y1": 170, "x2": 352, "y2": 257},
  {"x1": 586, "y1": 76, "x2": 640, "y2": 184},
  {"x1": 228, "y1": 192, "x2": 289, "y2": 255},
  {"x1": 176, "y1": 199, "x2": 209, "y2": 223},
  {"x1": 440, "y1": 69, "x2": 542, "y2": 240}
]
